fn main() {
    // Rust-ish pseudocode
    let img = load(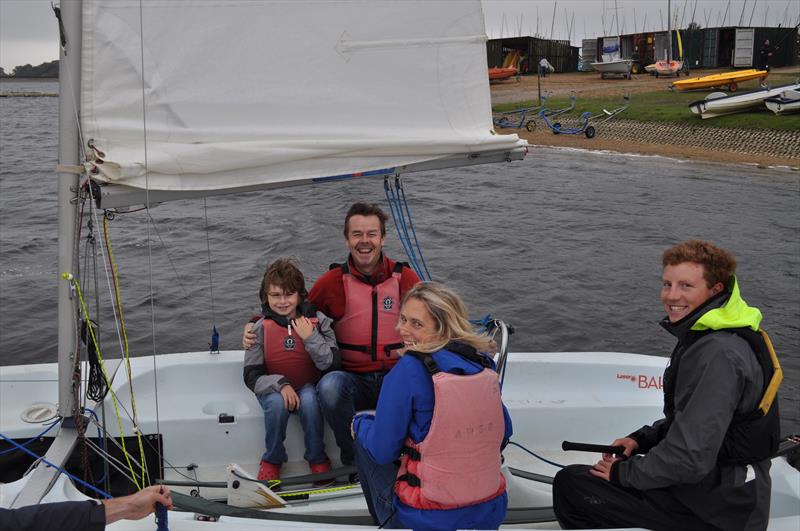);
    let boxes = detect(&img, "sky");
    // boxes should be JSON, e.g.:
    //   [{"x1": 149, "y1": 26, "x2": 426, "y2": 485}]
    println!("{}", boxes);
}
[{"x1": 1, "y1": 0, "x2": 798, "y2": 72}]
